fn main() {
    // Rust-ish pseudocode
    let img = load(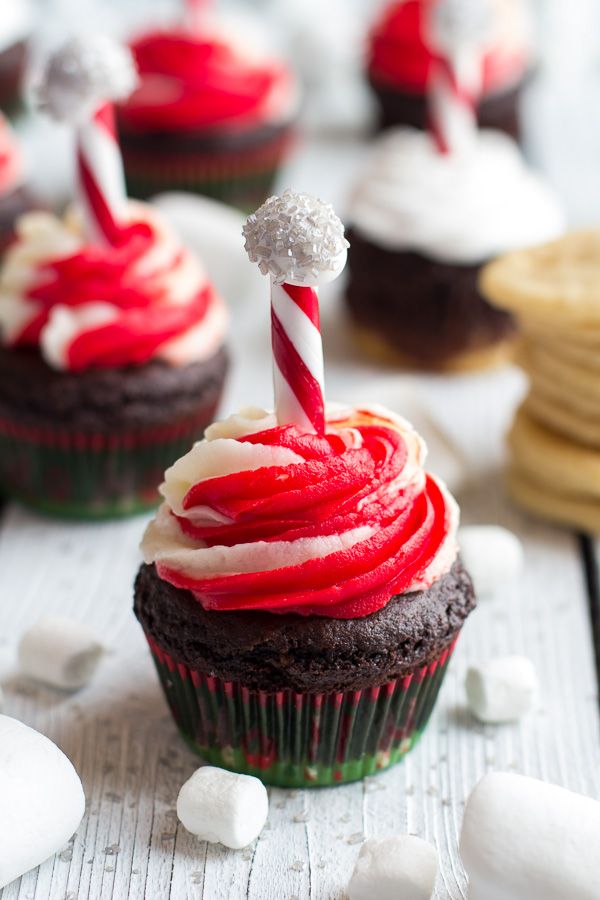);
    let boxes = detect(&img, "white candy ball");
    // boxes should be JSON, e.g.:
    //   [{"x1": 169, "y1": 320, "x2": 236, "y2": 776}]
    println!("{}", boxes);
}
[
  {"x1": 0, "y1": 715, "x2": 85, "y2": 889},
  {"x1": 459, "y1": 526, "x2": 524, "y2": 597},
  {"x1": 466, "y1": 656, "x2": 538, "y2": 723},
  {"x1": 460, "y1": 772, "x2": 600, "y2": 900},
  {"x1": 348, "y1": 835, "x2": 438, "y2": 900},
  {"x1": 176, "y1": 766, "x2": 269, "y2": 850},
  {"x1": 18, "y1": 616, "x2": 104, "y2": 690}
]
